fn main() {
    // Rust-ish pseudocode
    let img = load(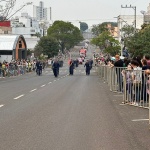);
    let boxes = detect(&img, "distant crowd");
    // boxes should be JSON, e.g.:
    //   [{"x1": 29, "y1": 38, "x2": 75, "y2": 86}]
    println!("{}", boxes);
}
[{"x1": 0, "y1": 59, "x2": 47, "y2": 78}]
